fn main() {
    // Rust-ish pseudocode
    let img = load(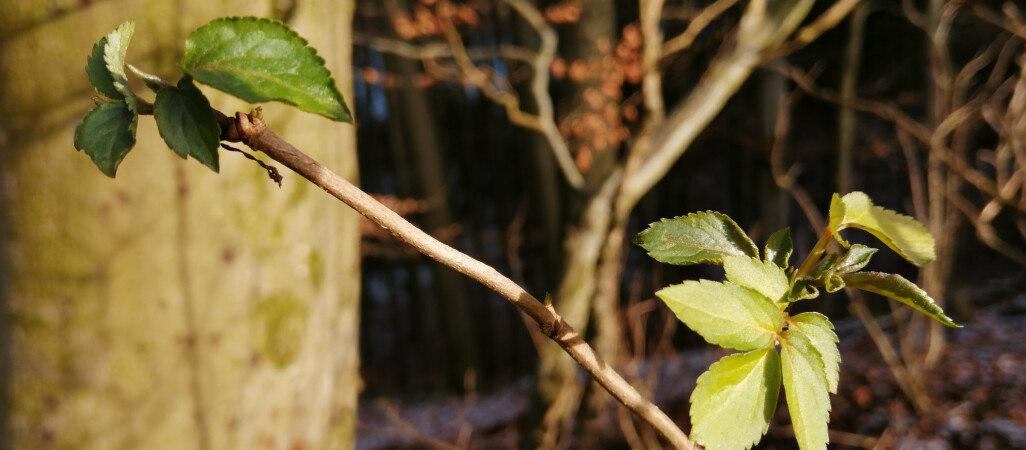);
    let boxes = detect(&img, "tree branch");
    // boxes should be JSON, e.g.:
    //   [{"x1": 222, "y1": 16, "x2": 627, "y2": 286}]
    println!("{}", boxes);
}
[{"x1": 216, "y1": 110, "x2": 695, "y2": 449}]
